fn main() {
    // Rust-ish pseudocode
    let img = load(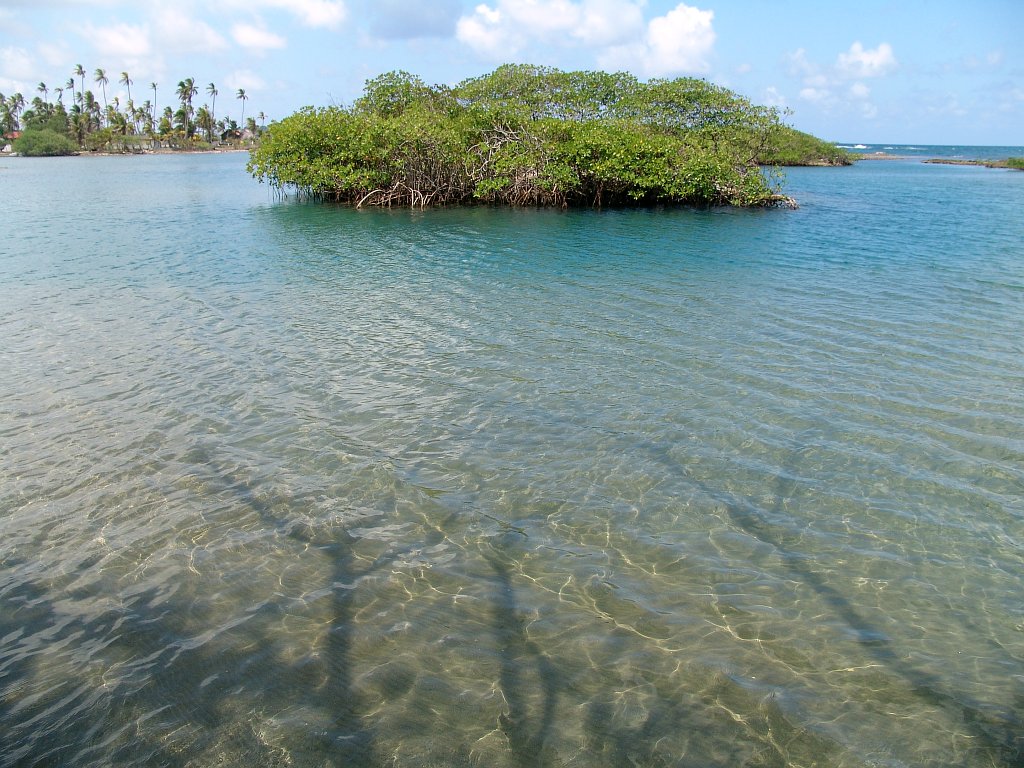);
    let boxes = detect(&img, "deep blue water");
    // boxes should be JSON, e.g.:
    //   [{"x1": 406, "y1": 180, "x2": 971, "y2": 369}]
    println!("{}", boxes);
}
[{"x1": 1, "y1": 151, "x2": 1022, "y2": 767}]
